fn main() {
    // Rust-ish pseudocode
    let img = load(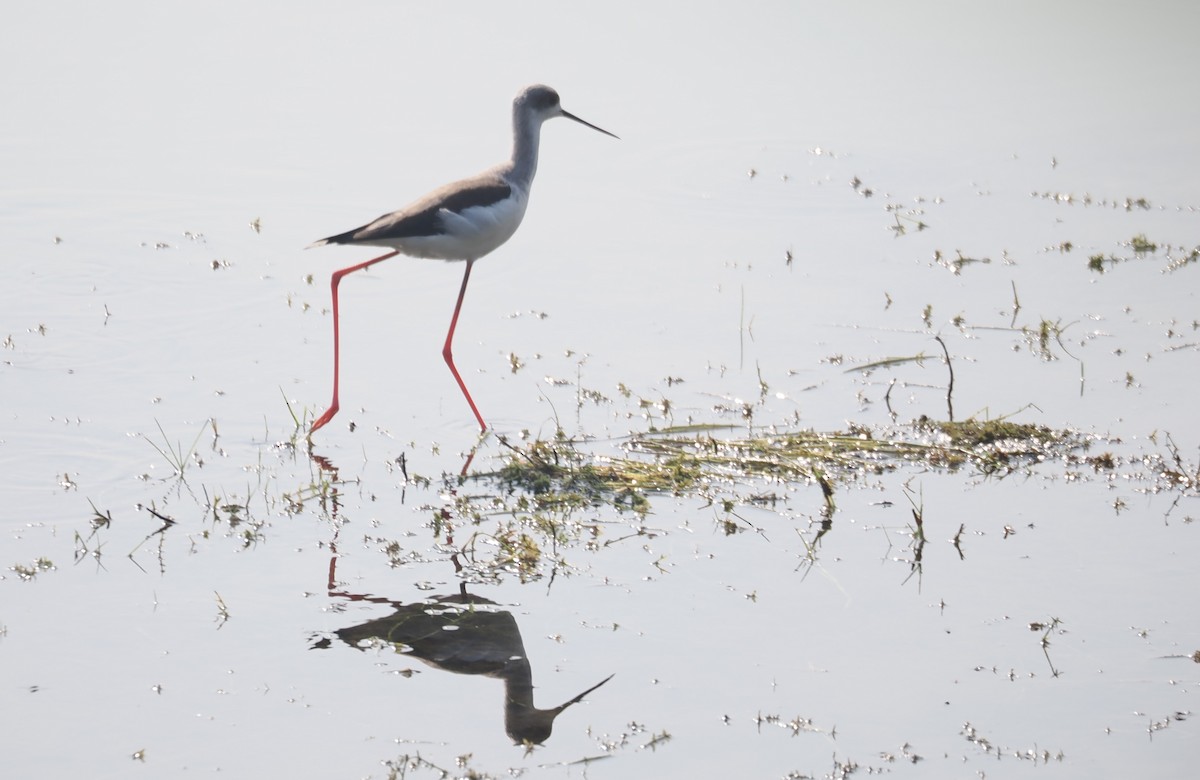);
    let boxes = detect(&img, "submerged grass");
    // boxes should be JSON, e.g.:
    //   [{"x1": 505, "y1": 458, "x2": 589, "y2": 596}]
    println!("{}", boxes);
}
[
  {"x1": 445, "y1": 416, "x2": 1085, "y2": 579},
  {"x1": 482, "y1": 417, "x2": 1083, "y2": 516},
  {"x1": 442, "y1": 409, "x2": 1129, "y2": 585}
]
